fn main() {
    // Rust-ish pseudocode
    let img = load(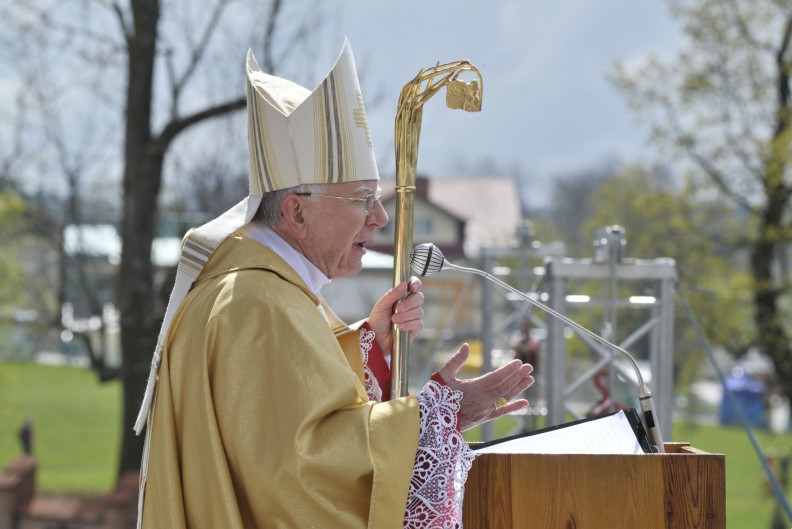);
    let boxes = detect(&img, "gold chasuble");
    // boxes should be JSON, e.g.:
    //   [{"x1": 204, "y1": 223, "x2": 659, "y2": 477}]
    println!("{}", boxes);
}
[{"x1": 140, "y1": 234, "x2": 420, "y2": 528}]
